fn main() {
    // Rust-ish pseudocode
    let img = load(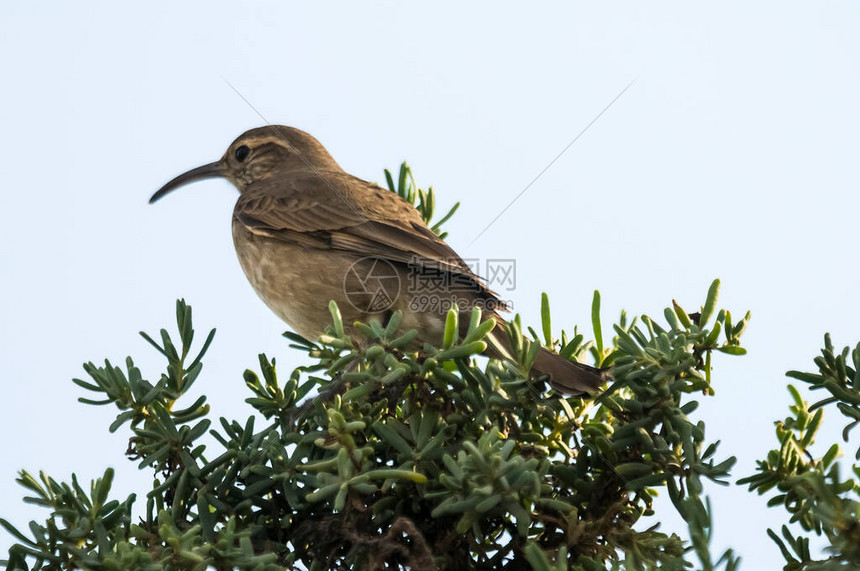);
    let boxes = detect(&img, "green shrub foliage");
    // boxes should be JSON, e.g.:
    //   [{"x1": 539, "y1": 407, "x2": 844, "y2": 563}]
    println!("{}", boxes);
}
[{"x1": 3, "y1": 164, "x2": 856, "y2": 570}]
